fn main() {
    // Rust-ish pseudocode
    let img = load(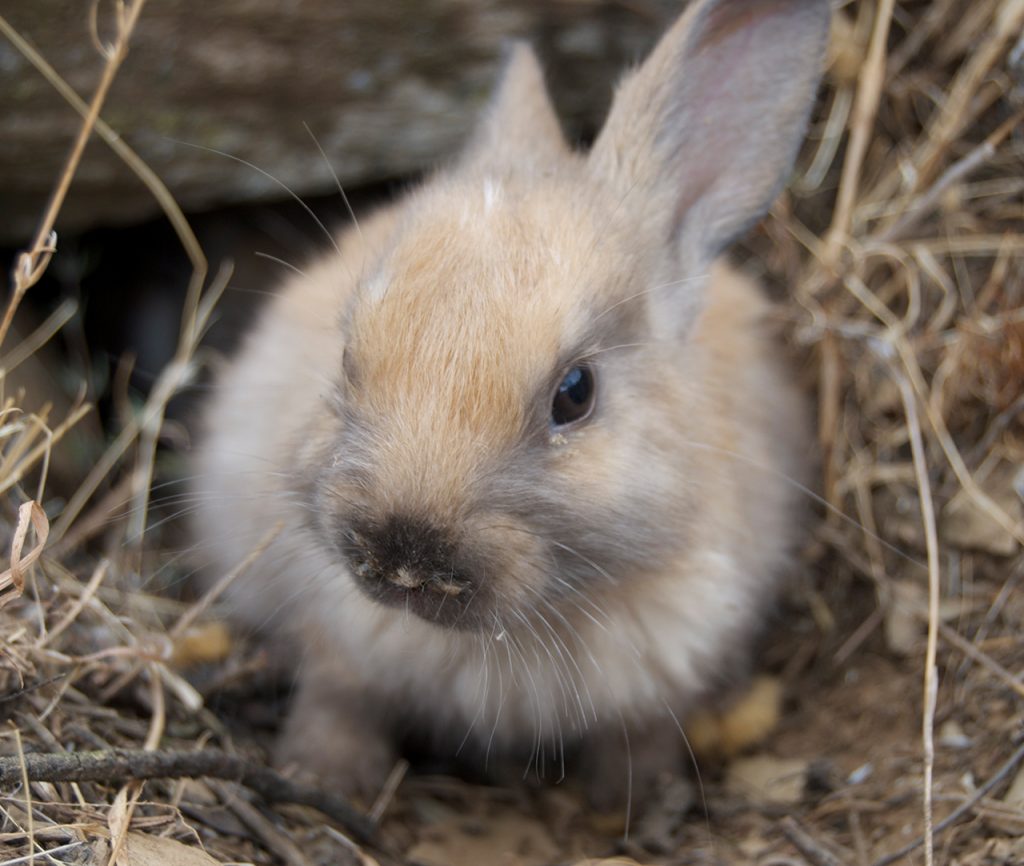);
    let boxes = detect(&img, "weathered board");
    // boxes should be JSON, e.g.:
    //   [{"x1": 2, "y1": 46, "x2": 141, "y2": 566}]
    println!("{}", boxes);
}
[{"x1": 1, "y1": 0, "x2": 678, "y2": 242}]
